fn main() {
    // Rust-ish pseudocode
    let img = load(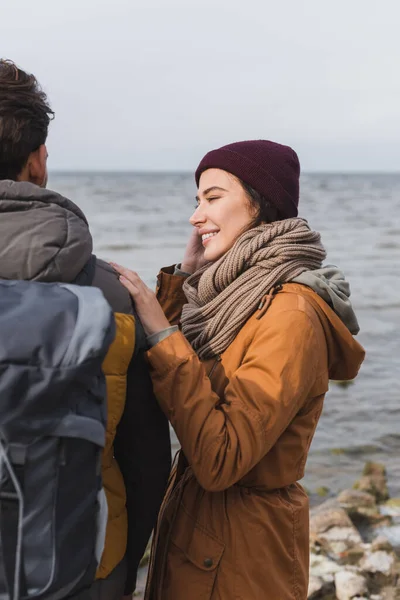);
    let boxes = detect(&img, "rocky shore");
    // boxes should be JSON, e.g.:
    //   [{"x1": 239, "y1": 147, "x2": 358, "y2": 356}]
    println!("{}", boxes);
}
[
  {"x1": 309, "y1": 462, "x2": 400, "y2": 599},
  {"x1": 133, "y1": 462, "x2": 400, "y2": 599}
]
